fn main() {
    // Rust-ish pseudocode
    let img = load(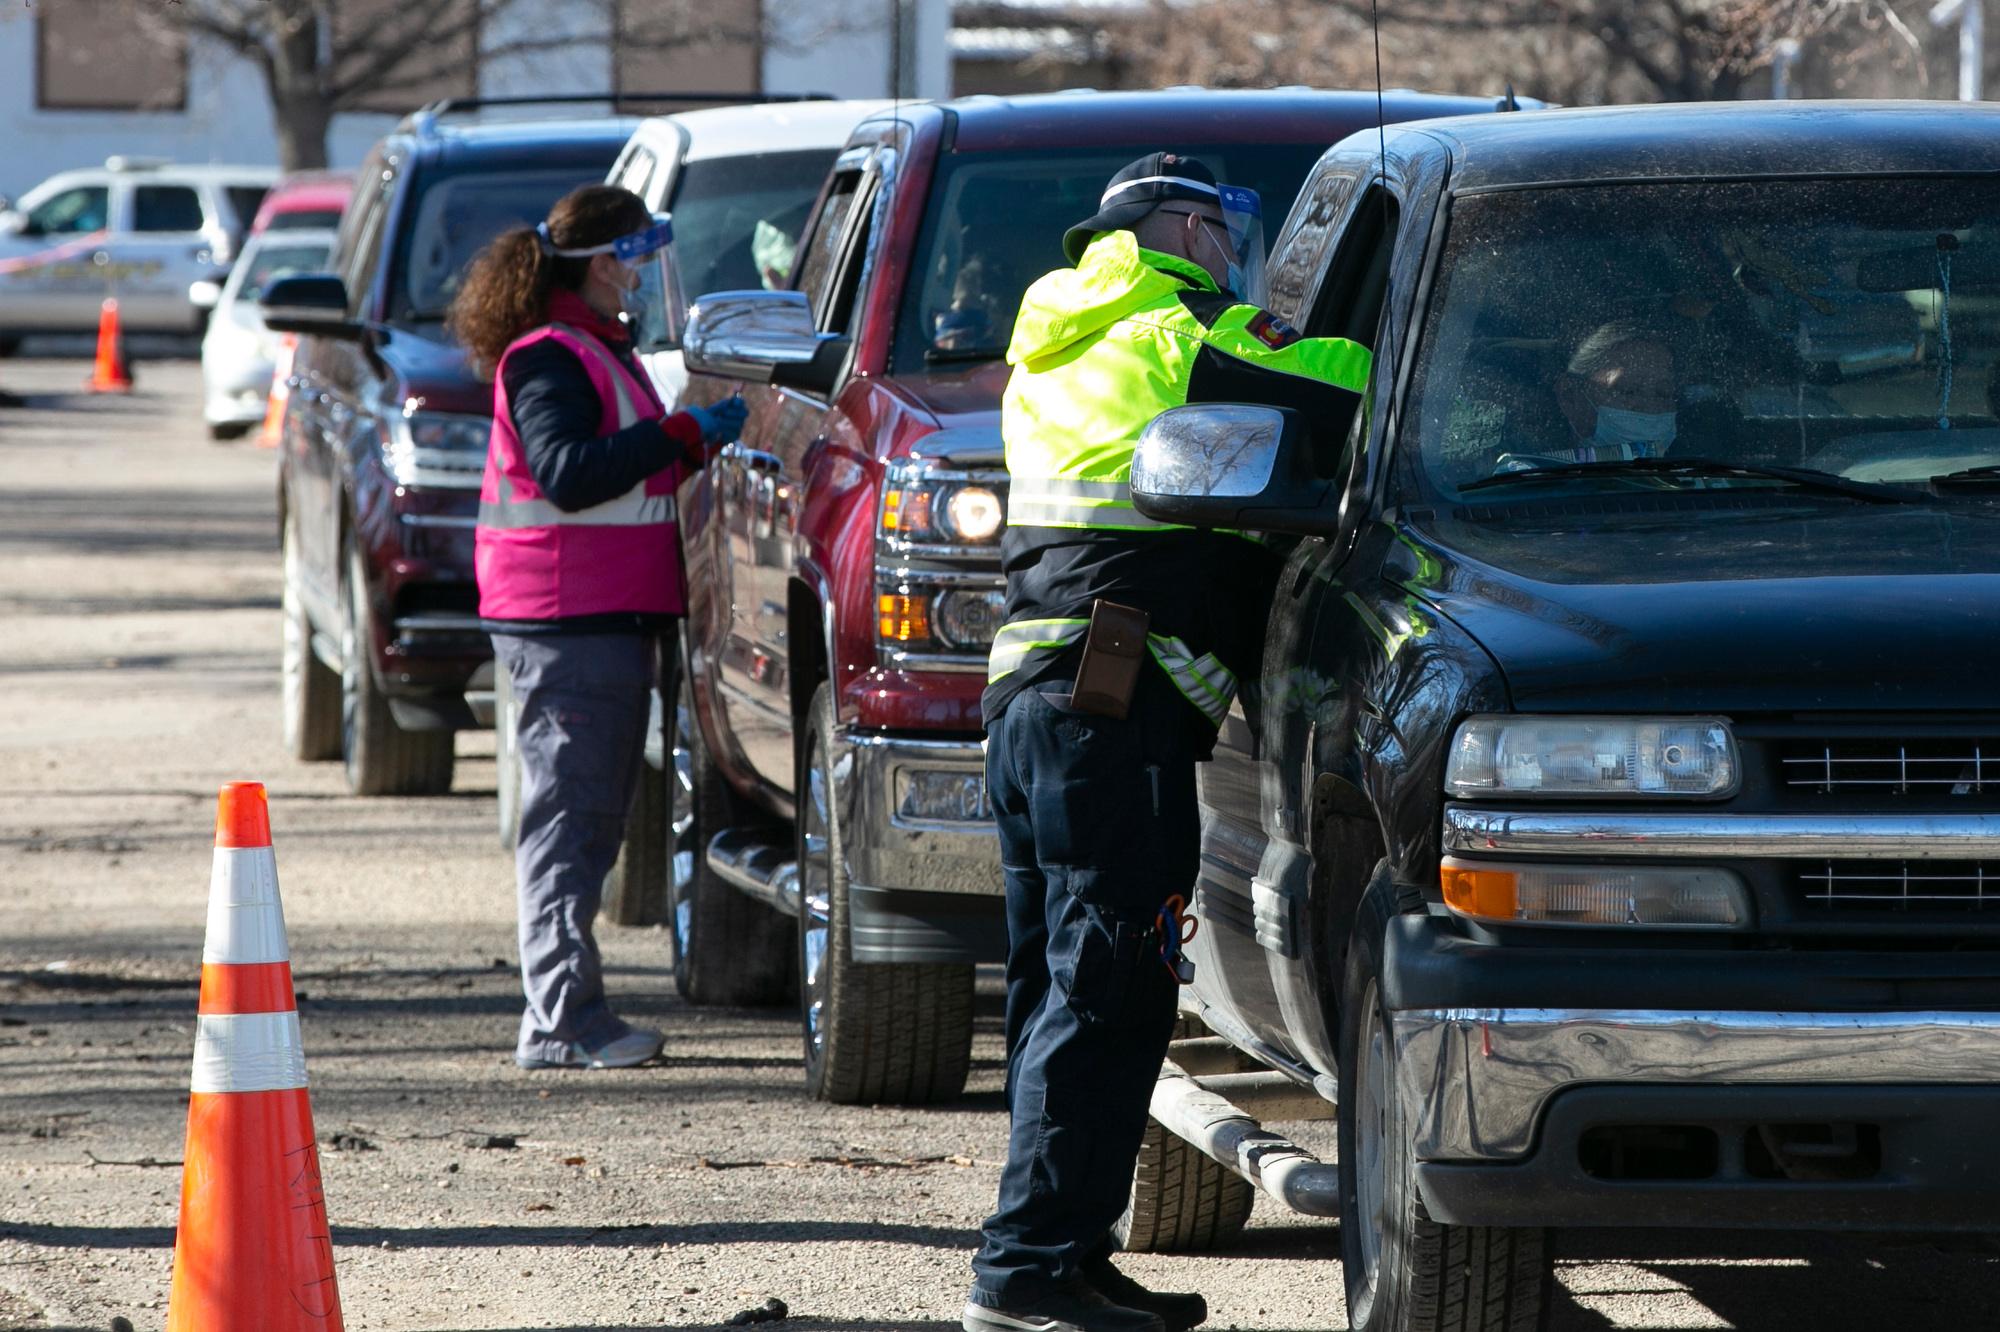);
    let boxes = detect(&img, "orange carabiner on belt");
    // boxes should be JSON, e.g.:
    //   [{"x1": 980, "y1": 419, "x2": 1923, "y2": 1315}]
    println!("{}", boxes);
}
[{"x1": 1157, "y1": 893, "x2": 1198, "y2": 983}]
